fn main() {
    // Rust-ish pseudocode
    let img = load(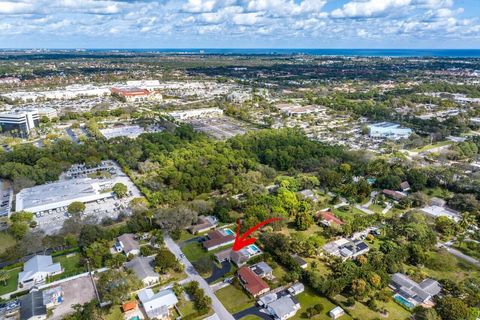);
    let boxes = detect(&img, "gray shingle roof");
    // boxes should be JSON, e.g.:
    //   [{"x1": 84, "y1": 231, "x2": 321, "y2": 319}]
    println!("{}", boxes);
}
[{"x1": 124, "y1": 256, "x2": 159, "y2": 281}]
